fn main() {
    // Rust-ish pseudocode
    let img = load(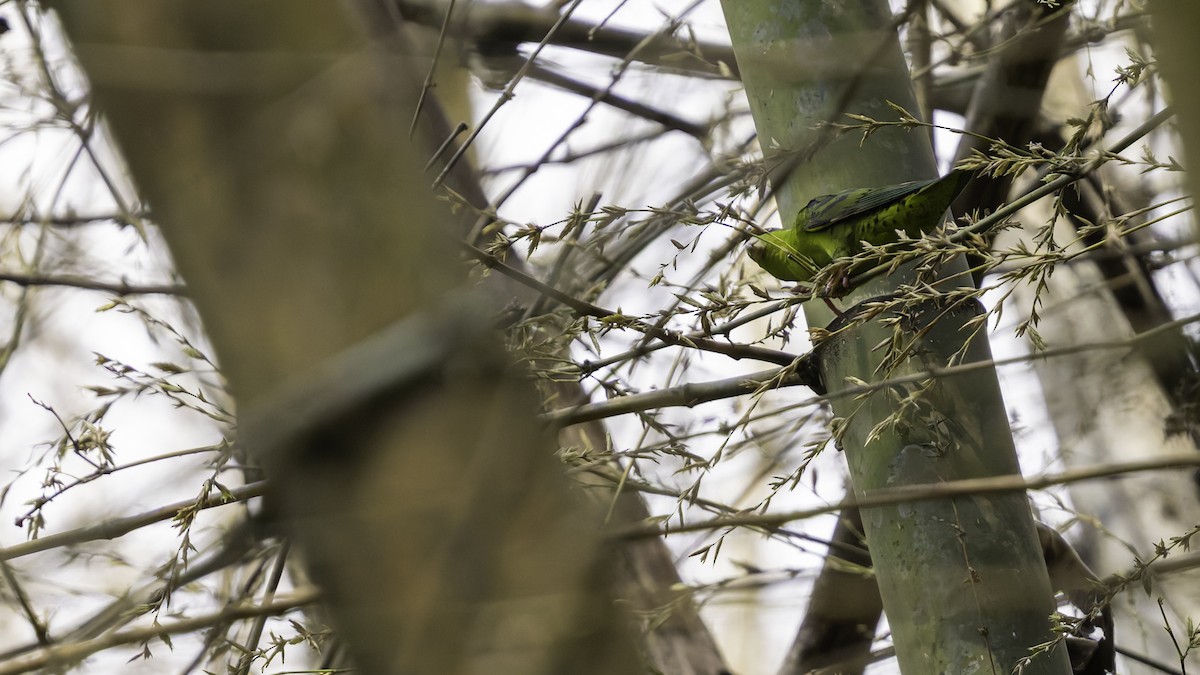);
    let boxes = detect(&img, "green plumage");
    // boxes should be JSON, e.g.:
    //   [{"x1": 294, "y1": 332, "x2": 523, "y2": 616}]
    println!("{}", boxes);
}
[{"x1": 748, "y1": 168, "x2": 970, "y2": 283}]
